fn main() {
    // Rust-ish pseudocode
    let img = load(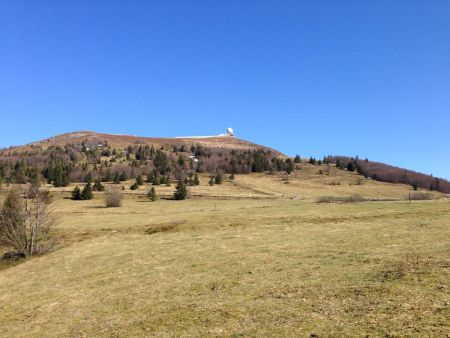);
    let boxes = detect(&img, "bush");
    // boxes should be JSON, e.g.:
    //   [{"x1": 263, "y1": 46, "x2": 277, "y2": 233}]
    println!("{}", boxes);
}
[
  {"x1": 104, "y1": 186, "x2": 123, "y2": 207},
  {"x1": 0, "y1": 188, "x2": 55, "y2": 258},
  {"x1": 130, "y1": 181, "x2": 139, "y2": 190}
]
